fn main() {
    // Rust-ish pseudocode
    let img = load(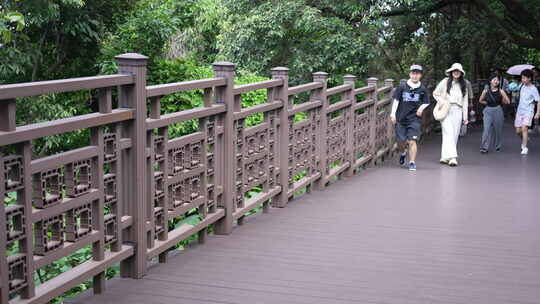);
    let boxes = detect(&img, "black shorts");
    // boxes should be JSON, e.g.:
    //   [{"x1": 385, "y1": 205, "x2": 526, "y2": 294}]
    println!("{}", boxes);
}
[{"x1": 395, "y1": 120, "x2": 421, "y2": 142}]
